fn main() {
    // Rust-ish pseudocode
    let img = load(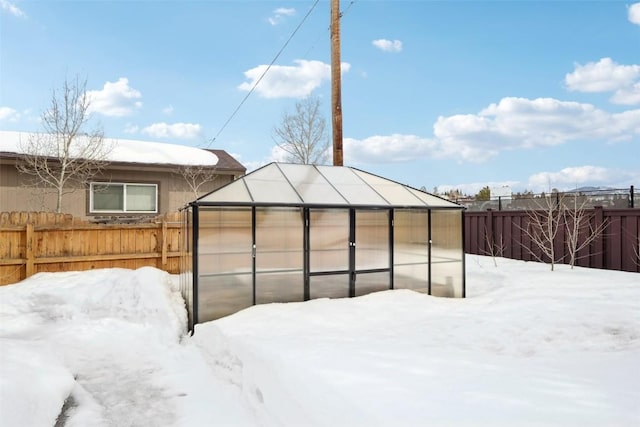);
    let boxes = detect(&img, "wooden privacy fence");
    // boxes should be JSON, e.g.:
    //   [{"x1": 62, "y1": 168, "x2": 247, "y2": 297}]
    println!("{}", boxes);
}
[
  {"x1": 0, "y1": 212, "x2": 184, "y2": 286},
  {"x1": 465, "y1": 207, "x2": 640, "y2": 272}
]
